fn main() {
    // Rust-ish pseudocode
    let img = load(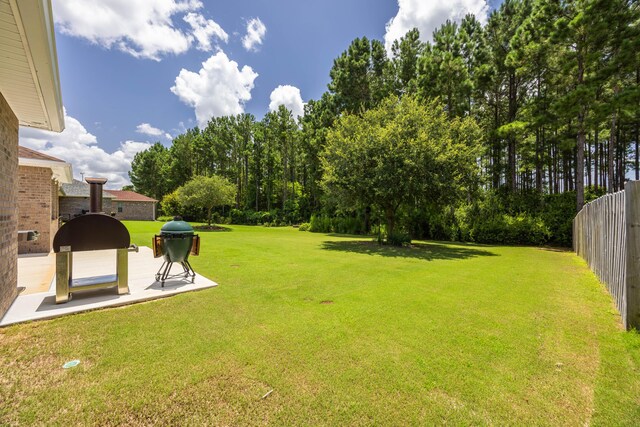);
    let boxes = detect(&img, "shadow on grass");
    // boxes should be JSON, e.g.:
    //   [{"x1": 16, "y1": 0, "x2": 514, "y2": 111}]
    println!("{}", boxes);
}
[{"x1": 321, "y1": 240, "x2": 498, "y2": 261}]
